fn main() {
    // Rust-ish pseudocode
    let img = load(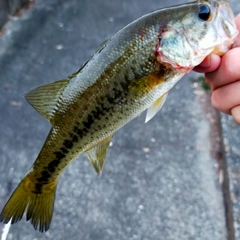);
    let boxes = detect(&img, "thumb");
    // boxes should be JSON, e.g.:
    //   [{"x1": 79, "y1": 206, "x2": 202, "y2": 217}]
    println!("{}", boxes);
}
[{"x1": 193, "y1": 54, "x2": 221, "y2": 73}]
